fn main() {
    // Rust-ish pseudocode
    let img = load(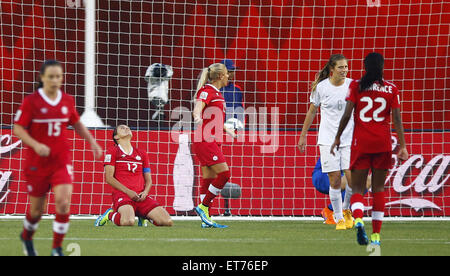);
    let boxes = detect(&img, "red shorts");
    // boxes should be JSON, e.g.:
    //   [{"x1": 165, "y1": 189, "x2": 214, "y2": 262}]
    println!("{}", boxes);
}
[
  {"x1": 25, "y1": 164, "x2": 73, "y2": 197},
  {"x1": 192, "y1": 141, "x2": 226, "y2": 167},
  {"x1": 112, "y1": 192, "x2": 160, "y2": 217},
  {"x1": 350, "y1": 151, "x2": 393, "y2": 170}
]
